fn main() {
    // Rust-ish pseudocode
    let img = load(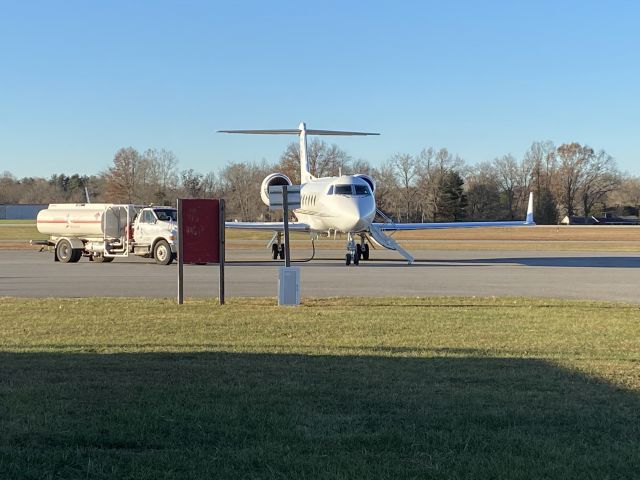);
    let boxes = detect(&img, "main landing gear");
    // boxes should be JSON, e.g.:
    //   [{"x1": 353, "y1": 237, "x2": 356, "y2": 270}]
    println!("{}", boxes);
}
[
  {"x1": 271, "y1": 243, "x2": 285, "y2": 260},
  {"x1": 345, "y1": 233, "x2": 370, "y2": 266},
  {"x1": 270, "y1": 232, "x2": 285, "y2": 260}
]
